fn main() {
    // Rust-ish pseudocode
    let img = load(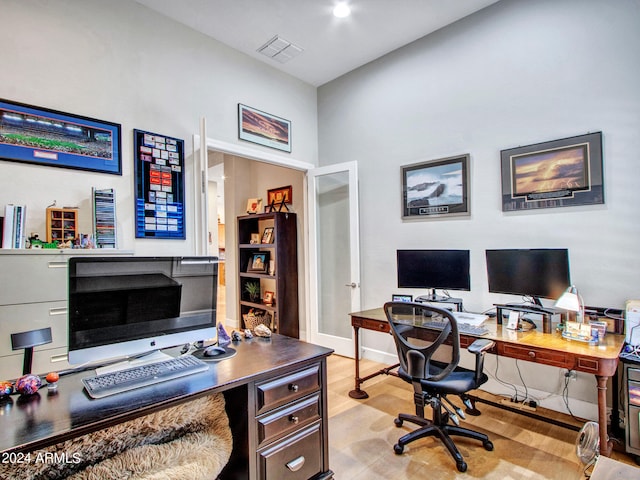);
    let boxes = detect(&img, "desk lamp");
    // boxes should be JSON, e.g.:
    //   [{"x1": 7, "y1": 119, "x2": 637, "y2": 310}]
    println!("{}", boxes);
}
[
  {"x1": 555, "y1": 286, "x2": 594, "y2": 343},
  {"x1": 555, "y1": 285, "x2": 581, "y2": 319}
]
